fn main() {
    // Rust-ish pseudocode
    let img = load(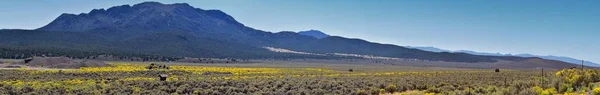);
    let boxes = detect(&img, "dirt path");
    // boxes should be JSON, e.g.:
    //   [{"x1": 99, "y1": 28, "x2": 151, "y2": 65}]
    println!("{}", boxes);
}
[{"x1": 0, "y1": 63, "x2": 75, "y2": 70}]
